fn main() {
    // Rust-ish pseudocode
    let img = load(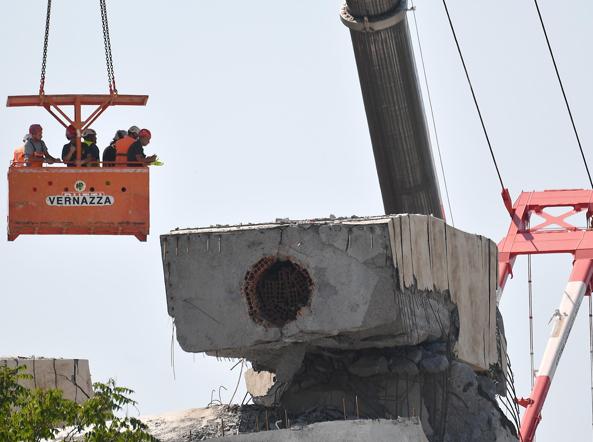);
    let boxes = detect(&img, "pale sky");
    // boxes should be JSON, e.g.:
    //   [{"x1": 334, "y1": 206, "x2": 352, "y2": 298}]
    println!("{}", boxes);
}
[{"x1": 1, "y1": 1, "x2": 592, "y2": 440}]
